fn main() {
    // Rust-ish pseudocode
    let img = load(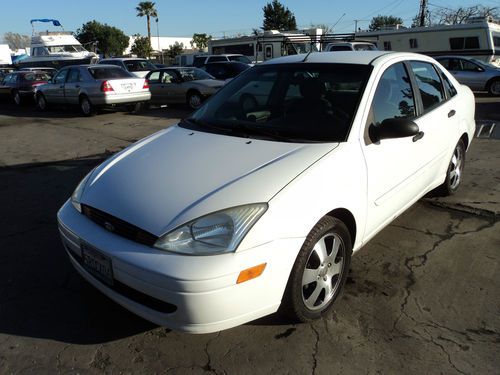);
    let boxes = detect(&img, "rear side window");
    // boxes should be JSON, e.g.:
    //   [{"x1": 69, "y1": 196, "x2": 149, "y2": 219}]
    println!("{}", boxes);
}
[
  {"x1": 148, "y1": 71, "x2": 161, "y2": 83},
  {"x1": 24, "y1": 72, "x2": 51, "y2": 82},
  {"x1": 89, "y1": 67, "x2": 132, "y2": 79},
  {"x1": 329, "y1": 45, "x2": 352, "y2": 51},
  {"x1": 410, "y1": 61, "x2": 445, "y2": 112},
  {"x1": 207, "y1": 56, "x2": 228, "y2": 63}
]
